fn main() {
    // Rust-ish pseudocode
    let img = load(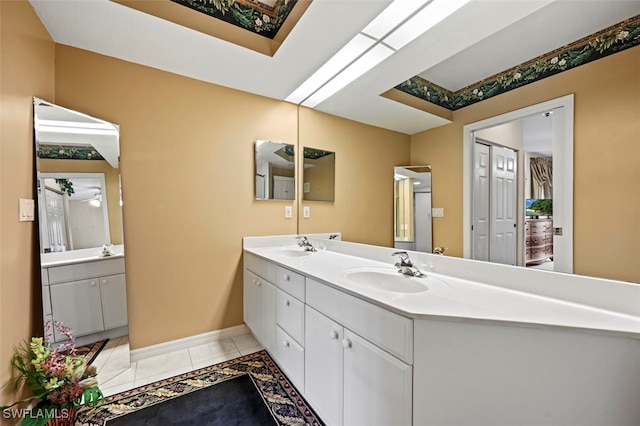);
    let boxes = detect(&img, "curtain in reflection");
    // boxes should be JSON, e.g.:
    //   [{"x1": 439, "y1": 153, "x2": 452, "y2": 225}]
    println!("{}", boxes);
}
[{"x1": 530, "y1": 157, "x2": 553, "y2": 199}]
